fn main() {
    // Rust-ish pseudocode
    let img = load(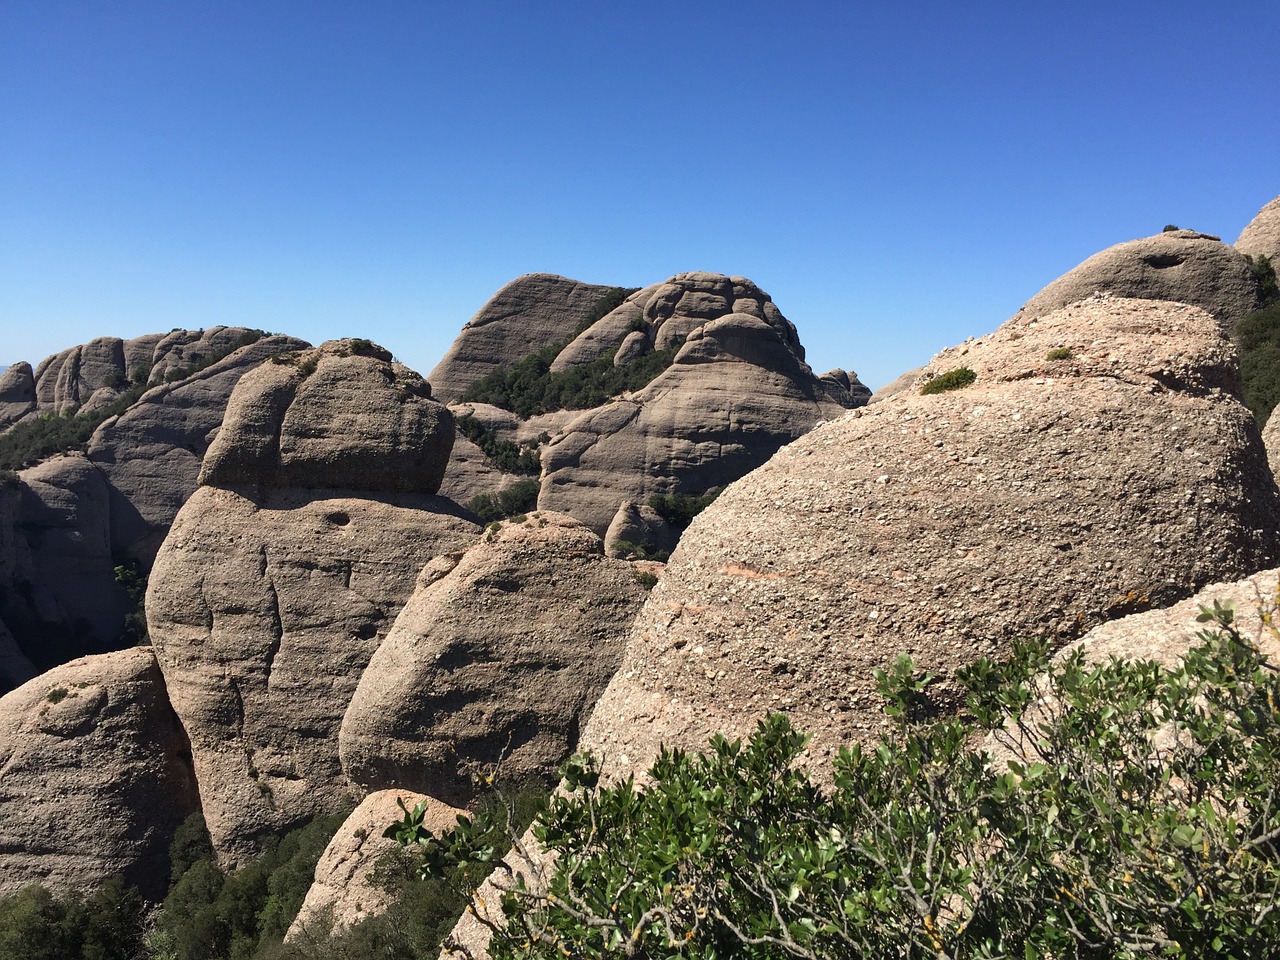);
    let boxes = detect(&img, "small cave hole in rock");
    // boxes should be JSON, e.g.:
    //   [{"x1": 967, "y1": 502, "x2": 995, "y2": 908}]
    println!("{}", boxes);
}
[
  {"x1": 1143, "y1": 254, "x2": 1184, "y2": 269},
  {"x1": 325, "y1": 510, "x2": 351, "y2": 526}
]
